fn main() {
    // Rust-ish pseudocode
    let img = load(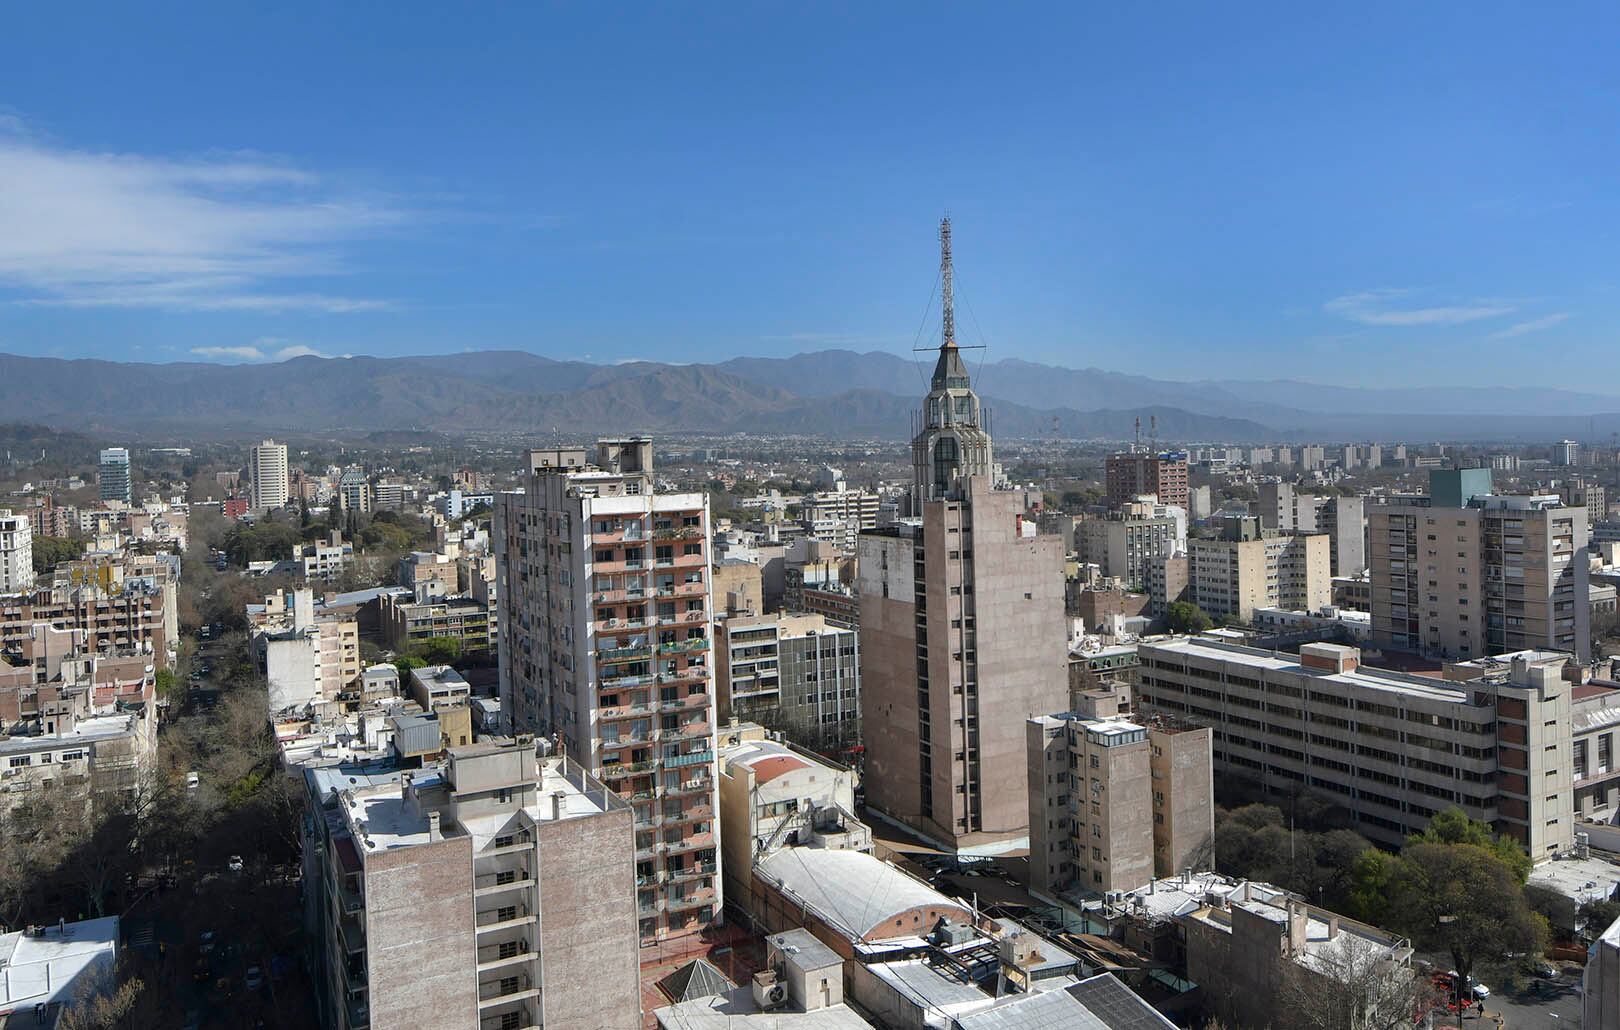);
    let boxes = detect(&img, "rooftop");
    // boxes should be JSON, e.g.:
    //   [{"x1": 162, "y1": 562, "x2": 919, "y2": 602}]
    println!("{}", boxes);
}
[
  {"x1": 1527, "y1": 855, "x2": 1620, "y2": 907},
  {"x1": 722, "y1": 737, "x2": 823, "y2": 782},
  {"x1": 1143, "y1": 636, "x2": 1485, "y2": 706},
  {"x1": 755, "y1": 848, "x2": 968, "y2": 942},
  {"x1": 0, "y1": 711, "x2": 142, "y2": 756},
  {"x1": 654, "y1": 991, "x2": 875, "y2": 1029},
  {"x1": 0, "y1": 916, "x2": 120, "y2": 1014}
]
